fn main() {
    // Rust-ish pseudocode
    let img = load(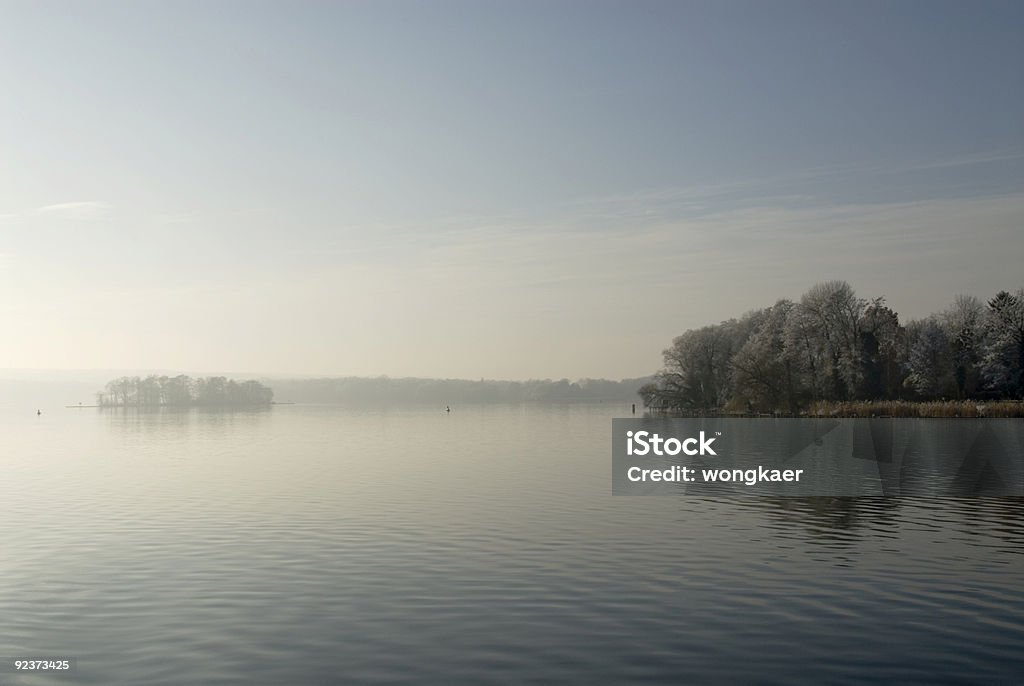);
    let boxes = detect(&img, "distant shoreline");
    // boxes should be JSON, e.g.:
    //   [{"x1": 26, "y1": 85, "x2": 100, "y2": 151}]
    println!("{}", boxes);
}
[{"x1": 67, "y1": 402, "x2": 292, "y2": 408}]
